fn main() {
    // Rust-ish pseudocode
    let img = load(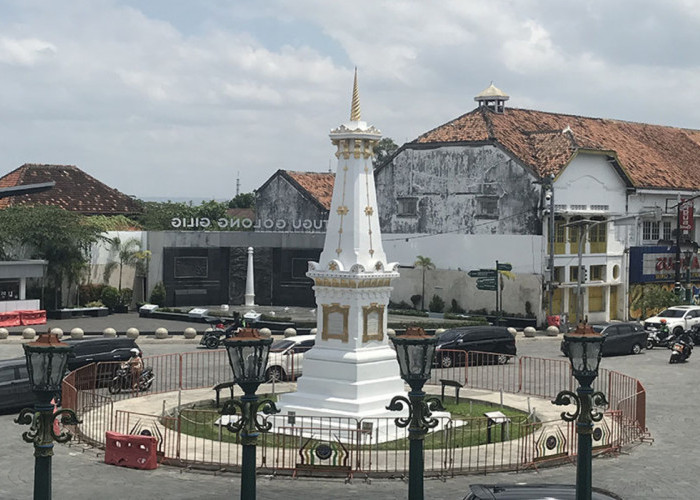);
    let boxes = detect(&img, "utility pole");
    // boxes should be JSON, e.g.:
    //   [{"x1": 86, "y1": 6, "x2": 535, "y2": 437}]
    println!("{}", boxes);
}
[
  {"x1": 546, "y1": 174, "x2": 555, "y2": 317},
  {"x1": 671, "y1": 194, "x2": 700, "y2": 301}
]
